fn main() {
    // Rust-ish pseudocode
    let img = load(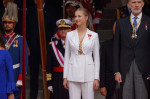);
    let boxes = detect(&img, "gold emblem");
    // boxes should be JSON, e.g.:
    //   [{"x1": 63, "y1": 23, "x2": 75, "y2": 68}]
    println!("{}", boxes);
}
[{"x1": 60, "y1": 20, "x2": 66, "y2": 25}]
